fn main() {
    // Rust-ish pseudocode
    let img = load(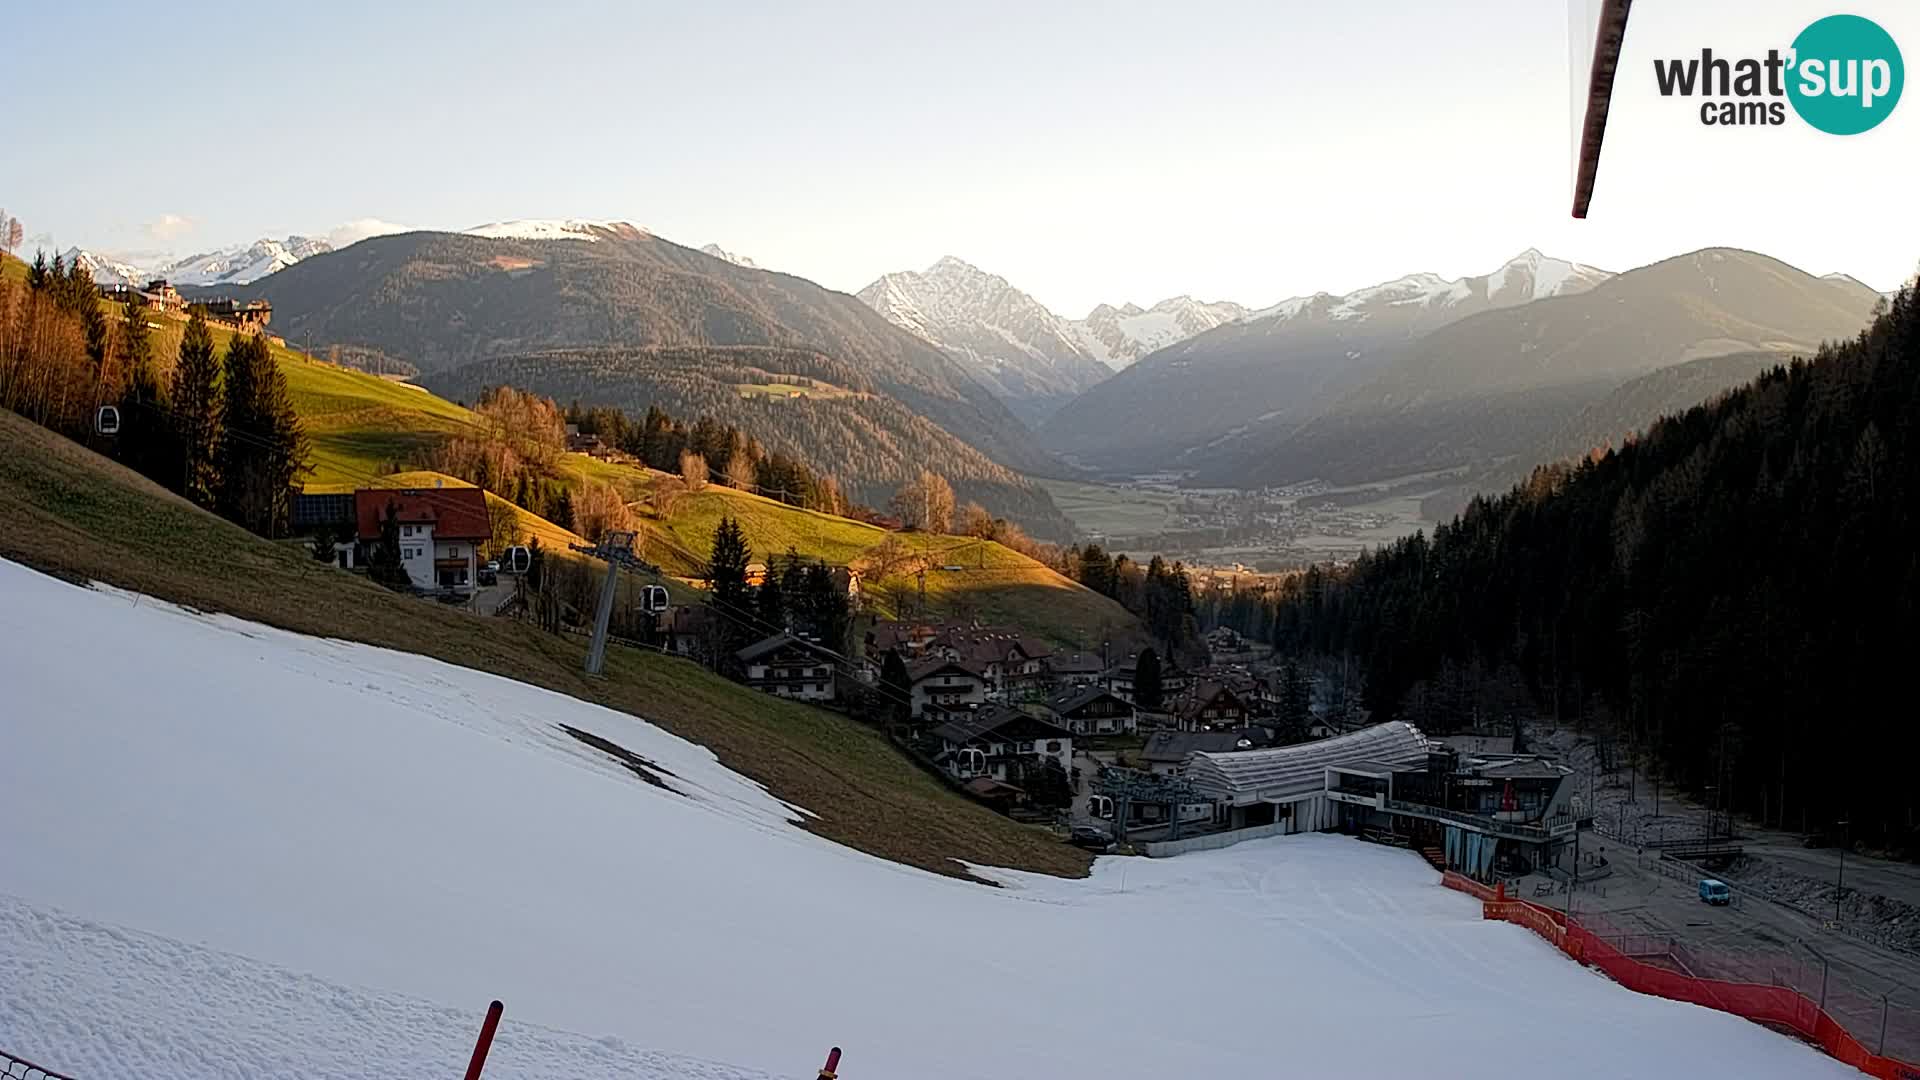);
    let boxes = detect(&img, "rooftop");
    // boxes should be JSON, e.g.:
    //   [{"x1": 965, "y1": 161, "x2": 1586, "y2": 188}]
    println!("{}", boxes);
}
[
  {"x1": 1047, "y1": 685, "x2": 1129, "y2": 715},
  {"x1": 352, "y1": 487, "x2": 490, "y2": 542},
  {"x1": 932, "y1": 704, "x2": 1071, "y2": 747},
  {"x1": 1141, "y1": 729, "x2": 1270, "y2": 763},
  {"x1": 735, "y1": 632, "x2": 818, "y2": 665},
  {"x1": 1187, "y1": 721, "x2": 1432, "y2": 806}
]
